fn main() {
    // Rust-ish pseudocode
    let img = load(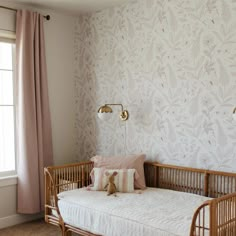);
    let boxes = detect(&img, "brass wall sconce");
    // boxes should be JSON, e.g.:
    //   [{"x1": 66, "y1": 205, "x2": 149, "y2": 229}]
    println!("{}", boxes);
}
[
  {"x1": 97, "y1": 104, "x2": 129, "y2": 121},
  {"x1": 233, "y1": 107, "x2": 236, "y2": 121}
]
